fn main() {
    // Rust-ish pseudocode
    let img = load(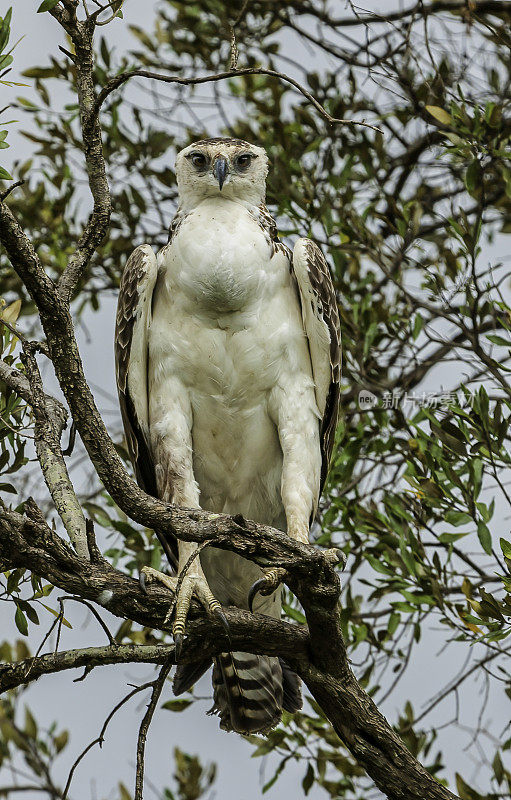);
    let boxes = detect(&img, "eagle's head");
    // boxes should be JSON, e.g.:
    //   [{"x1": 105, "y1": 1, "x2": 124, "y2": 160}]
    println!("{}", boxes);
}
[{"x1": 175, "y1": 138, "x2": 268, "y2": 208}]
